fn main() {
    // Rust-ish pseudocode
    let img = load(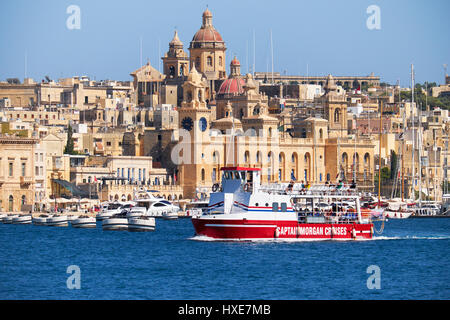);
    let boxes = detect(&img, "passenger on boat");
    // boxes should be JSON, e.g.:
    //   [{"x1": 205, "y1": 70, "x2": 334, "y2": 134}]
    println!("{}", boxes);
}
[
  {"x1": 286, "y1": 180, "x2": 295, "y2": 193},
  {"x1": 350, "y1": 180, "x2": 356, "y2": 189}
]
